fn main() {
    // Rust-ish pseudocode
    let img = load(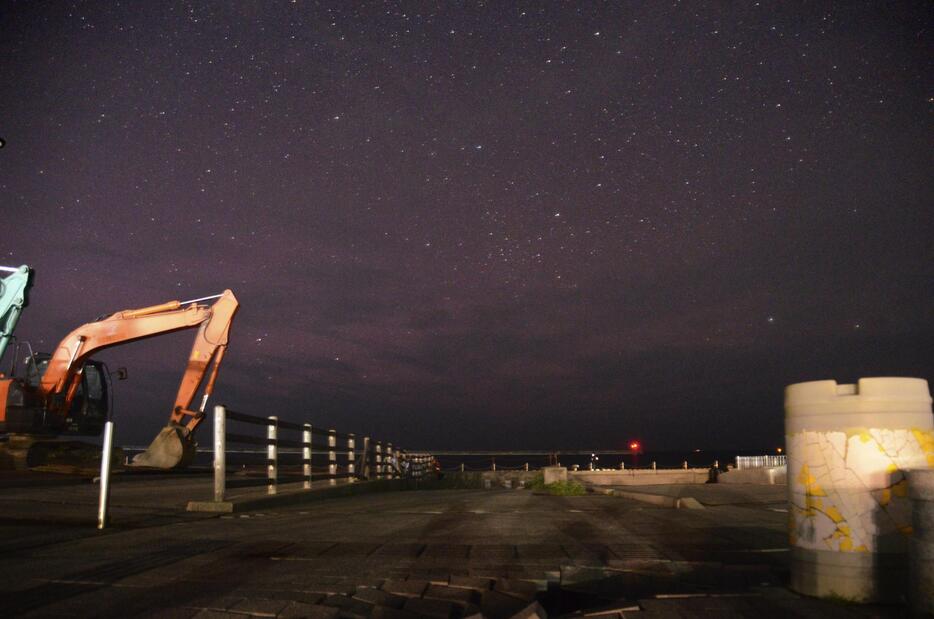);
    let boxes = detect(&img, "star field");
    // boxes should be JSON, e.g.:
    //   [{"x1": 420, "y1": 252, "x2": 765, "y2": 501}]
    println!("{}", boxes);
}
[{"x1": 1, "y1": 2, "x2": 931, "y2": 450}]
